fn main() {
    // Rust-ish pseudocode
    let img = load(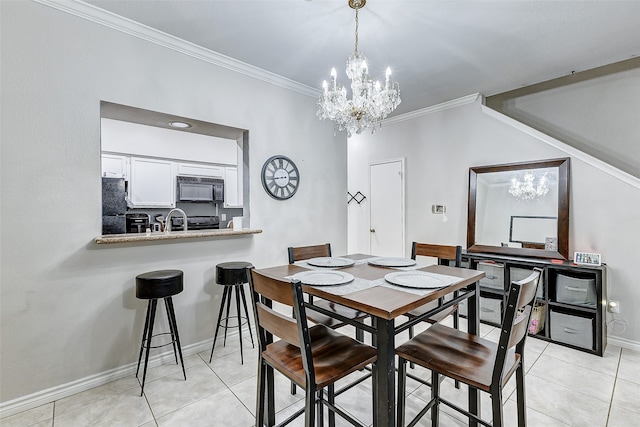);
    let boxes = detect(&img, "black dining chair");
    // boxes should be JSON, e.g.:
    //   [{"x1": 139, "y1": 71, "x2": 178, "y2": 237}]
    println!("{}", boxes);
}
[
  {"x1": 248, "y1": 267, "x2": 377, "y2": 427},
  {"x1": 288, "y1": 244, "x2": 369, "y2": 342},
  {"x1": 405, "y1": 242, "x2": 463, "y2": 338},
  {"x1": 396, "y1": 268, "x2": 542, "y2": 427},
  {"x1": 287, "y1": 243, "x2": 370, "y2": 395}
]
